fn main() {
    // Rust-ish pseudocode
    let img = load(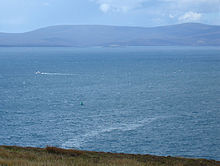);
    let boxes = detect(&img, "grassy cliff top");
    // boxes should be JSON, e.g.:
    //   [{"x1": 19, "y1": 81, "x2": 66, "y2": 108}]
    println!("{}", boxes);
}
[{"x1": 0, "y1": 145, "x2": 219, "y2": 166}]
